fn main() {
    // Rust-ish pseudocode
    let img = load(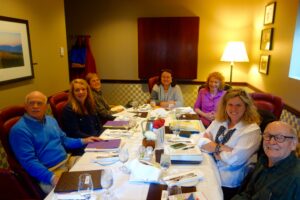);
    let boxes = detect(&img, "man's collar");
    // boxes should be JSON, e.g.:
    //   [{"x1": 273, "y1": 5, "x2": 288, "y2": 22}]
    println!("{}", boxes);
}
[{"x1": 24, "y1": 113, "x2": 46, "y2": 124}]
